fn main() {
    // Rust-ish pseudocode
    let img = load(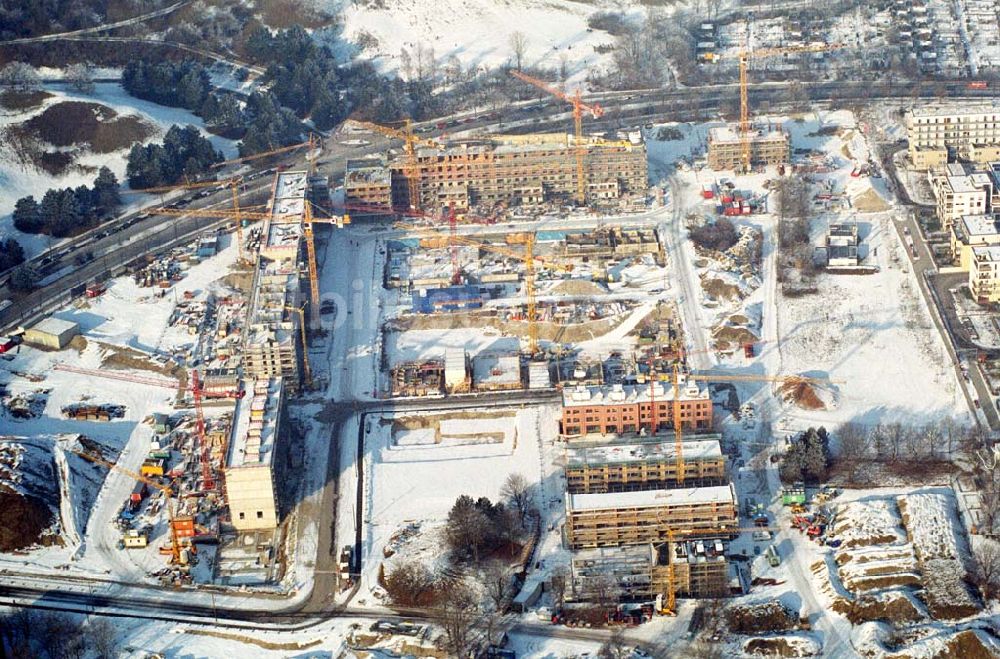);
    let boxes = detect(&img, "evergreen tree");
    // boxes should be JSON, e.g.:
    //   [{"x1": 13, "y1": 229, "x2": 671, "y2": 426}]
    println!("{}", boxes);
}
[
  {"x1": 0, "y1": 238, "x2": 25, "y2": 271},
  {"x1": 92, "y1": 166, "x2": 120, "y2": 216},
  {"x1": 12, "y1": 196, "x2": 41, "y2": 233}
]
